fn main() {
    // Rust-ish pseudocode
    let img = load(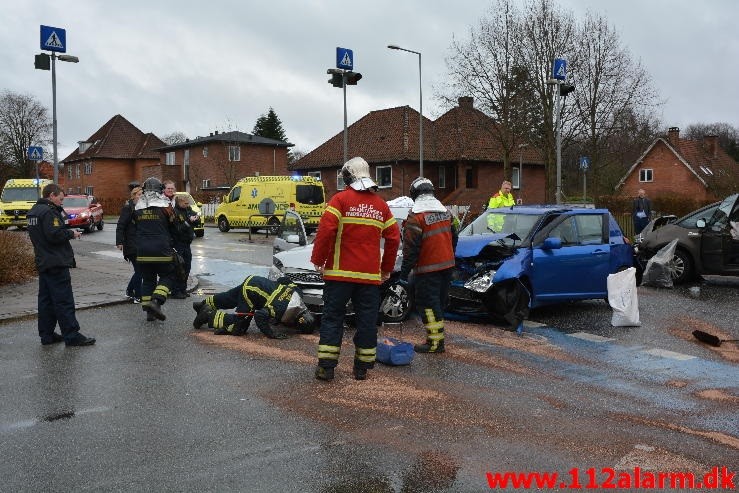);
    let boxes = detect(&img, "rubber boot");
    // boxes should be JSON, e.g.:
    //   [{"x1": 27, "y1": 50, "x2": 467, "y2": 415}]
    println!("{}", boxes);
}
[
  {"x1": 315, "y1": 366, "x2": 335, "y2": 381},
  {"x1": 352, "y1": 367, "x2": 368, "y2": 380},
  {"x1": 192, "y1": 300, "x2": 205, "y2": 313},
  {"x1": 144, "y1": 299, "x2": 166, "y2": 321},
  {"x1": 414, "y1": 338, "x2": 445, "y2": 354}
]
